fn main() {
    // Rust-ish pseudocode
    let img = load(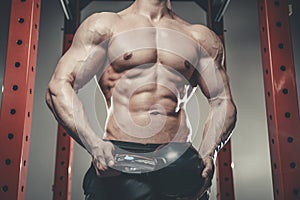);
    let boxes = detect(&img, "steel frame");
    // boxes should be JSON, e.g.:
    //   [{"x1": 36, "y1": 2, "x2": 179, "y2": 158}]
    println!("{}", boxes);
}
[
  {"x1": 0, "y1": 0, "x2": 41, "y2": 199},
  {"x1": 258, "y1": 0, "x2": 300, "y2": 199}
]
